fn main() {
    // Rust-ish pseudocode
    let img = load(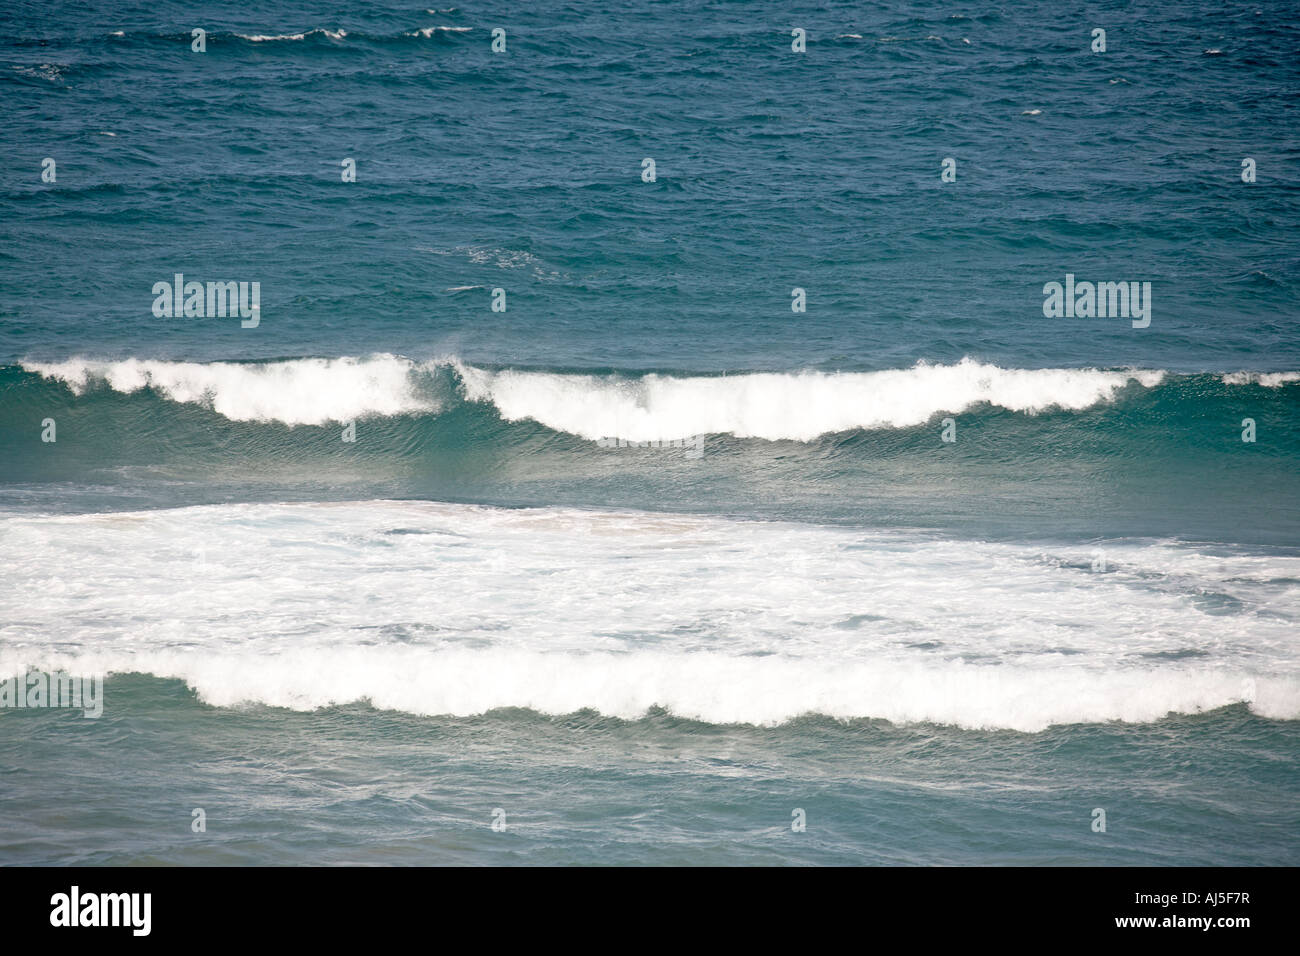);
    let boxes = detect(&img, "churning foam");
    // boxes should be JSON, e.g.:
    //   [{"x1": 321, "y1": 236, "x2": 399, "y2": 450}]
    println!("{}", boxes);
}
[
  {"x1": 2, "y1": 500, "x2": 1296, "y2": 731},
  {"x1": 25, "y1": 355, "x2": 1293, "y2": 440},
  {"x1": 1222, "y1": 371, "x2": 1300, "y2": 387},
  {"x1": 23, "y1": 355, "x2": 436, "y2": 425},
  {"x1": 23, "y1": 355, "x2": 1168, "y2": 436},
  {"x1": 455, "y1": 358, "x2": 1166, "y2": 441}
]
